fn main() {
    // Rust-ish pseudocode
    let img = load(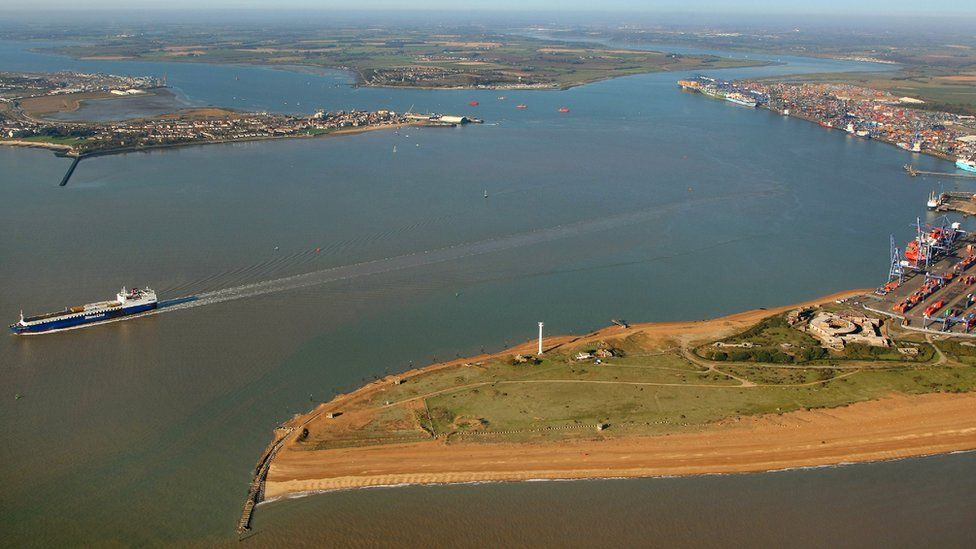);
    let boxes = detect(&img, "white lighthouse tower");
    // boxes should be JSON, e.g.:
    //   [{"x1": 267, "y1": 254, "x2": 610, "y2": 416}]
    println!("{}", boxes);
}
[{"x1": 537, "y1": 321, "x2": 544, "y2": 355}]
